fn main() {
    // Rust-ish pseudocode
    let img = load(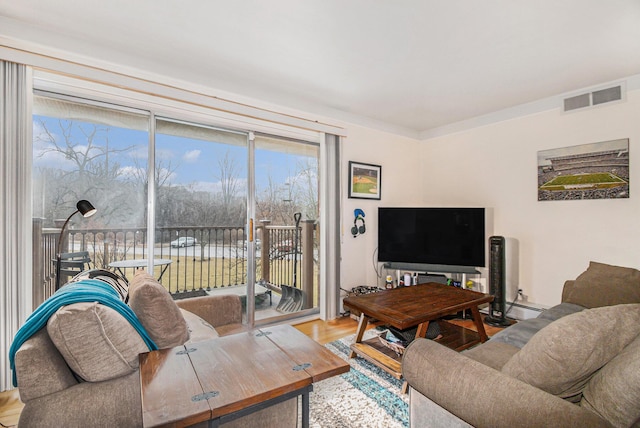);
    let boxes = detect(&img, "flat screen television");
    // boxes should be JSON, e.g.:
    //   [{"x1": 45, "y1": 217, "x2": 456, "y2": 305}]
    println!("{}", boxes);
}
[{"x1": 377, "y1": 207, "x2": 486, "y2": 271}]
